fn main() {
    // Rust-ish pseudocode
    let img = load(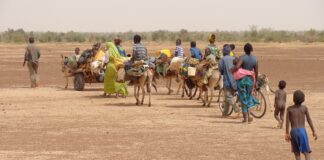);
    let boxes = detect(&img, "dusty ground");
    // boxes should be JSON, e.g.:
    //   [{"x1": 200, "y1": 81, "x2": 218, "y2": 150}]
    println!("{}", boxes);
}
[{"x1": 0, "y1": 42, "x2": 323, "y2": 159}]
